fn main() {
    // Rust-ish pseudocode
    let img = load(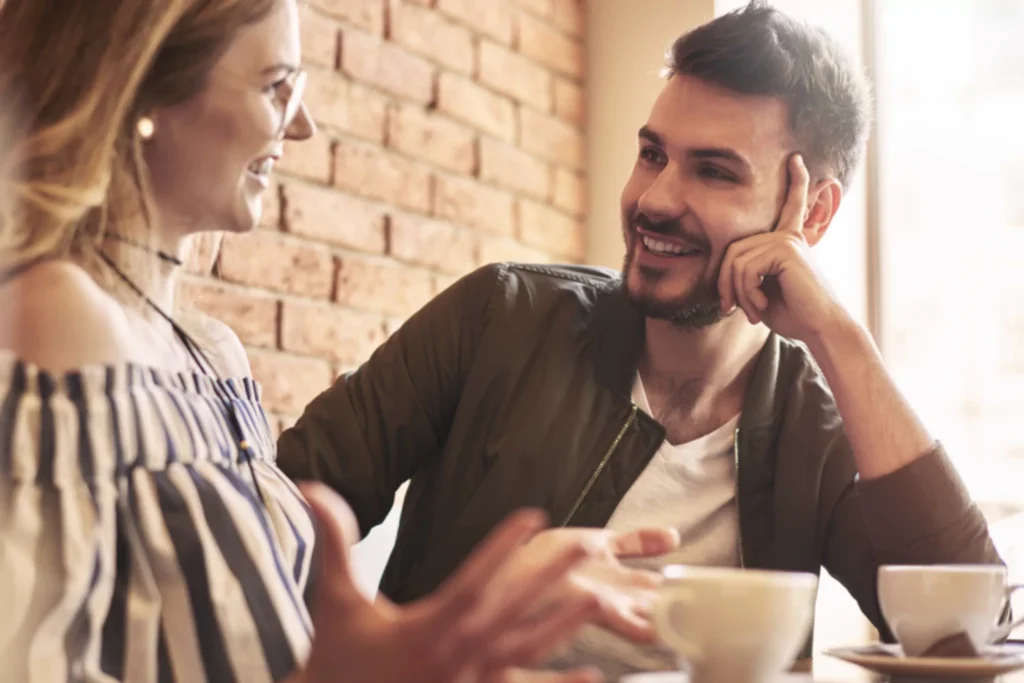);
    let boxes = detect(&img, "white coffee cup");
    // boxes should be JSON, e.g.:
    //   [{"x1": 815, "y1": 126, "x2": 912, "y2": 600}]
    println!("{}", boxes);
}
[
  {"x1": 651, "y1": 566, "x2": 818, "y2": 683},
  {"x1": 878, "y1": 564, "x2": 1024, "y2": 657}
]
